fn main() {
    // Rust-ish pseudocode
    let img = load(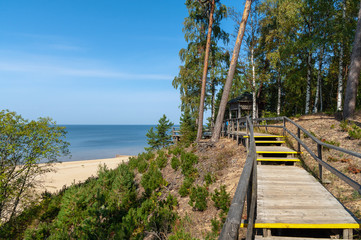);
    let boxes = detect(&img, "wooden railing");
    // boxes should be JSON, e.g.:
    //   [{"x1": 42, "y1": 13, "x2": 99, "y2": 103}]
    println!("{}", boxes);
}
[
  {"x1": 219, "y1": 116, "x2": 361, "y2": 239},
  {"x1": 219, "y1": 117, "x2": 257, "y2": 240}
]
